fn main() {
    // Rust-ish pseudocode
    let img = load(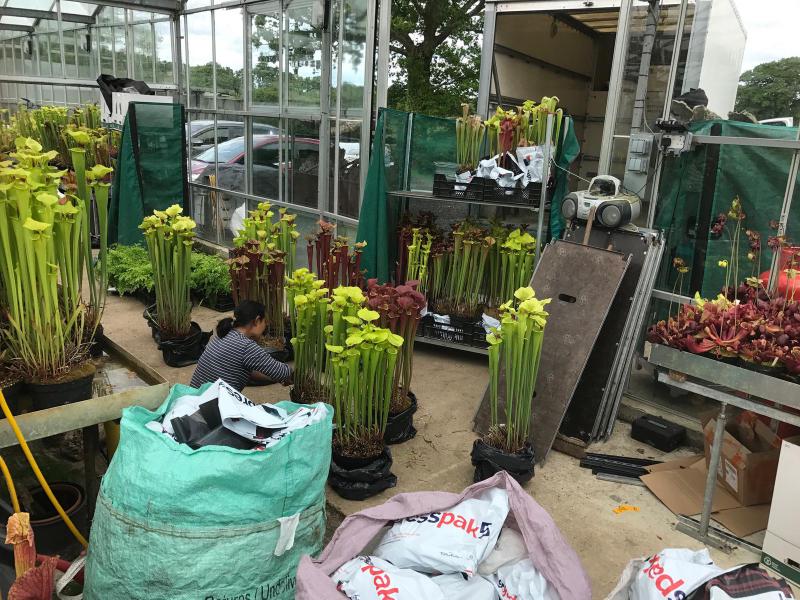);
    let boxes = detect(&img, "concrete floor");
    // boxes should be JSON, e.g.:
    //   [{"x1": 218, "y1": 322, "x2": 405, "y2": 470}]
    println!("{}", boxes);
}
[{"x1": 102, "y1": 293, "x2": 763, "y2": 599}]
